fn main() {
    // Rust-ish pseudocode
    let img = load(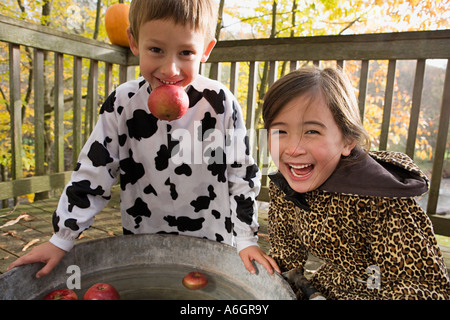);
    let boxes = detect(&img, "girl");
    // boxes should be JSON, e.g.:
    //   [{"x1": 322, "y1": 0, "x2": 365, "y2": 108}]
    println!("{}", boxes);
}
[{"x1": 263, "y1": 66, "x2": 449, "y2": 299}]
